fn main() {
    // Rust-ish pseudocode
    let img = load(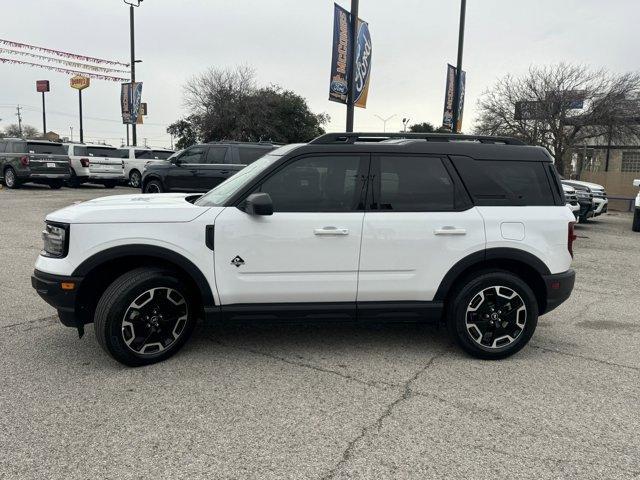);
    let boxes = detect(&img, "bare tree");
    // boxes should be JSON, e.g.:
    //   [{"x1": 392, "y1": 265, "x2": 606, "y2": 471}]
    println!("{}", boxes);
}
[
  {"x1": 2, "y1": 123, "x2": 40, "y2": 138},
  {"x1": 474, "y1": 64, "x2": 640, "y2": 174}
]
